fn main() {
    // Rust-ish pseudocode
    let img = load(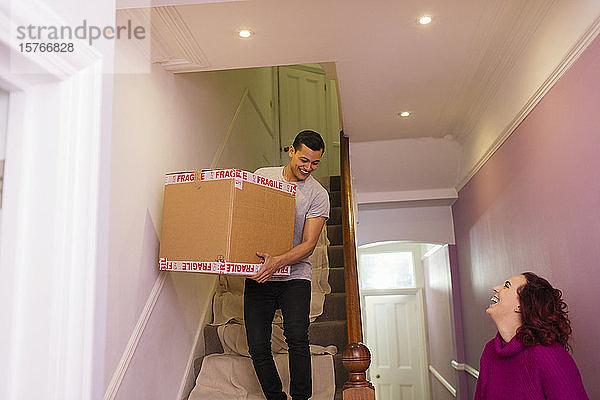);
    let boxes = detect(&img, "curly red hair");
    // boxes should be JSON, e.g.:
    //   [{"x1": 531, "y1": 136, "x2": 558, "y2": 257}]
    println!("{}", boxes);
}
[{"x1": 516, "y1": 272, "x2": 572, "y2": 351}]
